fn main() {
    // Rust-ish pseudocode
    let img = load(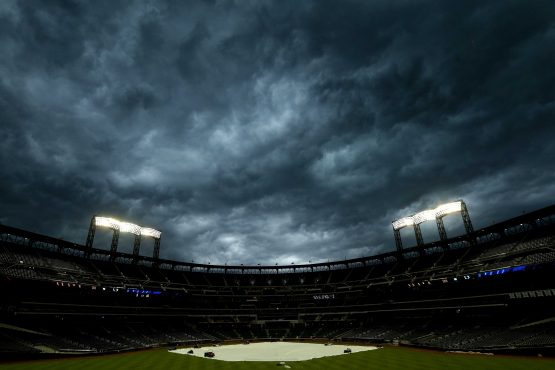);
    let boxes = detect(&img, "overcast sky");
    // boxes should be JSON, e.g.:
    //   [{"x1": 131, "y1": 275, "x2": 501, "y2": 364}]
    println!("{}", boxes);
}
[{"x1": 1, "y1": 0, "x2": 554, "y2": 265}]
